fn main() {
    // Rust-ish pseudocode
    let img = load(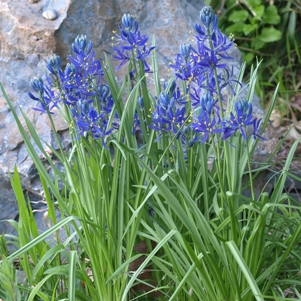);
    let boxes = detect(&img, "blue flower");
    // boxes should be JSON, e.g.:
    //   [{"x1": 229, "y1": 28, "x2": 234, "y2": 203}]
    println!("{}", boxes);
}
[
  {"x1": 68, "y1": 46, "x2": 103, "y2": 79},
  {"x1": 149, "y1": 92, "x2": 187, "y2": 141},
  {"x1": 210, "y1": 30, "x2": 233, "y2": 59},
  {"x1": 170, "y1": 5, "x2": 235, "y2": 102},
  {"x1": 112, "y1": 47, "x2": 131, "y2": 70},
  {"x1": 199, "y1": 90, "x2": 216, "y2": 115},
  {"x1": 112, "y1": 14, "x2": 155, "y2": 73},
  {"x1": 252, "y1": 118, "x2": 266, "y2": 140},
  {"x1": 120, "y1": 31, "x2": 149, "y2": 51},
  {"x1": 71, "y1": 105, "x2": 114, "y2": 148},
  {"x1": 54, "y1": 37, "x2": 106, "y2": 107},
  {"x1": 132, "y1": 112, "x2": 141, "y2": 135},
  {"x1": 96, "y1": 85, "x2": 115, "y2": 114},
  {"x1": 28, "y1": 77, "x2": 57, "y2": 113},
  {"x1": 136, "y1": 44, "x2": 155, "y2": 72},
  {"x1": 163, "y1": 80, "x2": 177, "y2": 96},
  {"x1": 138, "y1": 96, "x2": 144, "y2": 109},
  {"x1": 158, "y1": 92, "x2": 170, "y2": 110},
  {"x1": 222, "y1": 99, "x2": 254, "y2": 140},
  {"x1": 190, "y1": 111, "x2": 223, "y2": 144},
  {"x1": 169, "y1": 54, "x2": 193, "y2": 81},
  {"x1": 28, "y1": 36, "x2": 118, "y2": 145}
]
